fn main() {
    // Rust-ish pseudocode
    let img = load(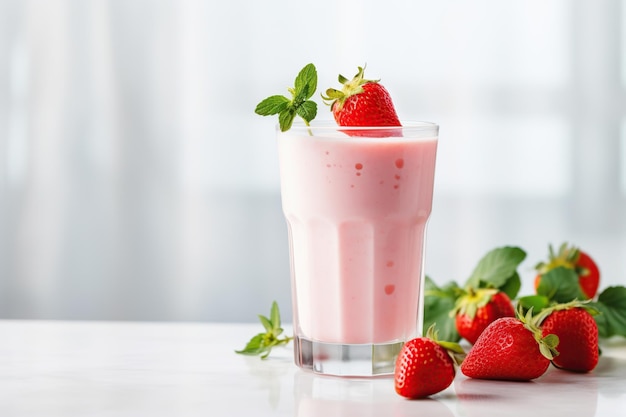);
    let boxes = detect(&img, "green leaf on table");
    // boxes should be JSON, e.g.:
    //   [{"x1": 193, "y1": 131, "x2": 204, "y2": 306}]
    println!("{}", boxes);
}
[
  {"x1": 423, "y1": 276, "x2": 462, "y2": 342},
  {"x1": 498, "y1": 272, "x2": 522, "y2": 301},
  {"x1": 236, "y1": 301, "x2": 293, "y2": 359},
  {"x1": 464, "y1": 246, "x2": 526, "y2": 298},
  {"x1": 590, "y1": 286, "x2": 626, "y2": 338},
  {"x1": 536, "y1": 266, "x2": 586, "y2": 303},
  {"x1": 270, "y1": 300, "x2": 281, "y2": 330},
  {"x1": 517, "y1": 294, "x2": 551, "y2": 313},
  {"x1": 258, "y1": 314, "x2": 273, "y2": 333},
  {"x1": 236, "y1": 333, "x2": 267, "y2": 356}
]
